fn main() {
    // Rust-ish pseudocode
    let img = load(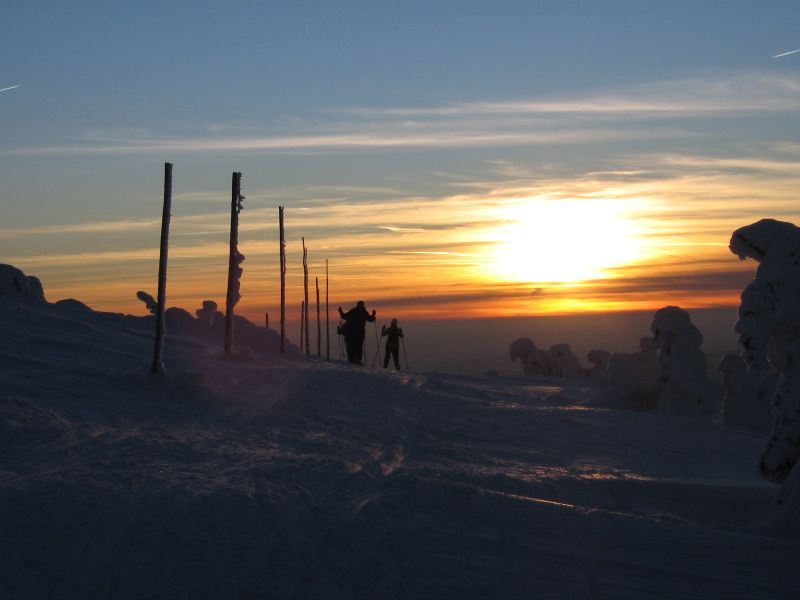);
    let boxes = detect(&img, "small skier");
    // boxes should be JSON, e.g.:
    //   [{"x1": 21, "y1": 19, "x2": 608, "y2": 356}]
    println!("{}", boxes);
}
[
  {"x1": 338, "y1": 301, "x2": 376, "y2": 364},
  {"x1": 381, "y1": 318, "x2": 404, "y2": 370}
]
